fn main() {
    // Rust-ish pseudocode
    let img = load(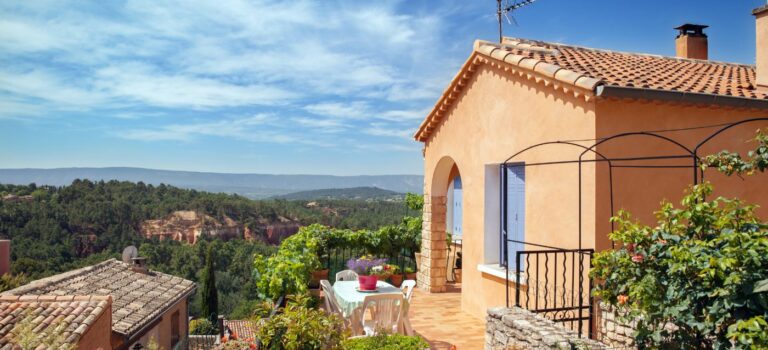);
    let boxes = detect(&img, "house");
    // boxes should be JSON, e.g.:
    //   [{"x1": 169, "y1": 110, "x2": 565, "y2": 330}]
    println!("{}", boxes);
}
[
  {"x1": 4, "y1": 258, "x2": 196, "y2": 350},
  {"x1": 414, "y1": 5, "x2": 768, "y2": 323},
  {"x1": 0, "y1": 295, "x2": 113, "y2": 350}
]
